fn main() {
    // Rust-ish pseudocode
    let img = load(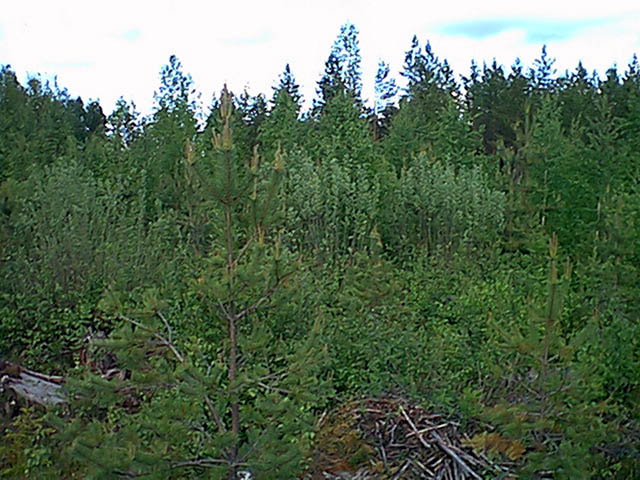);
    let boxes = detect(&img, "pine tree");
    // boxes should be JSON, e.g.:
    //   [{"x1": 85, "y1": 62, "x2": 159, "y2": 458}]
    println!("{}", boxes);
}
[
  {"x1": 52, "y1": 86, "x2": 329, "y2": 480},
  {"x1": 275, "y1": 64, "x2": 301, "y2": 104},
  {"x1": 401, "y1": 36, "x2": 457, "y2": 101},
  {"x1": 464, "y1": 59, "x2": 528, "y2": 155},
  {"x1": 528, "y1": 45, "x2": 557, "y2": 96},
  {"x1": 0, "y1": 65, "x2": 29, "y2": 181},
  {"x1": 153, "y1": 55, "x2": 199, "y2": 118},
  {"x1": 485, "y1": 235, "x2": 611, "y2": 478},
  {"x1": 235, "y1": 89, "x2": 268, "y2": 153},
  {"x1": 556, "y1": 61, "x2": 598, "y2": 134},
  {"x1": 383, "y1": 37, "x2": 465, "y2": 169},
  {"x1": 107, "y1": 97, "x2": 142, "y2": 150},
  {"x1": 619, "y1": 54, "x2": 640, "y2": 152}
]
